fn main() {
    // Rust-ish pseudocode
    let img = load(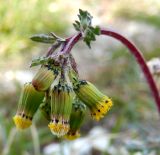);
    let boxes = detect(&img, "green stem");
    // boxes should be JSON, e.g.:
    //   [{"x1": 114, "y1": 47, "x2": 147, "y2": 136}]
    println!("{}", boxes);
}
[
  {"x1": 2, "y1": 128, "x2": 17, "y2": 155},
  {"x1": 31, "y1": 124, "x2": 40, "y2": 155}
]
